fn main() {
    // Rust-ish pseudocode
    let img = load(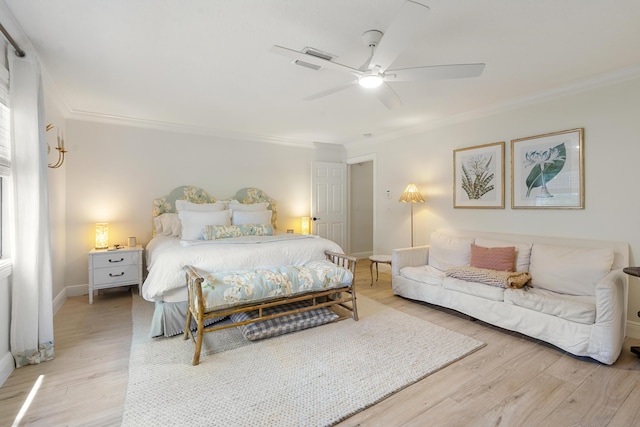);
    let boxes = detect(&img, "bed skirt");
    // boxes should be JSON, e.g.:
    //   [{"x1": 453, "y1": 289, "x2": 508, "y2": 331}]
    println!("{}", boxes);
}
[{"x1": 150, "y1": 301, "x2": 224, "y2": 337}]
